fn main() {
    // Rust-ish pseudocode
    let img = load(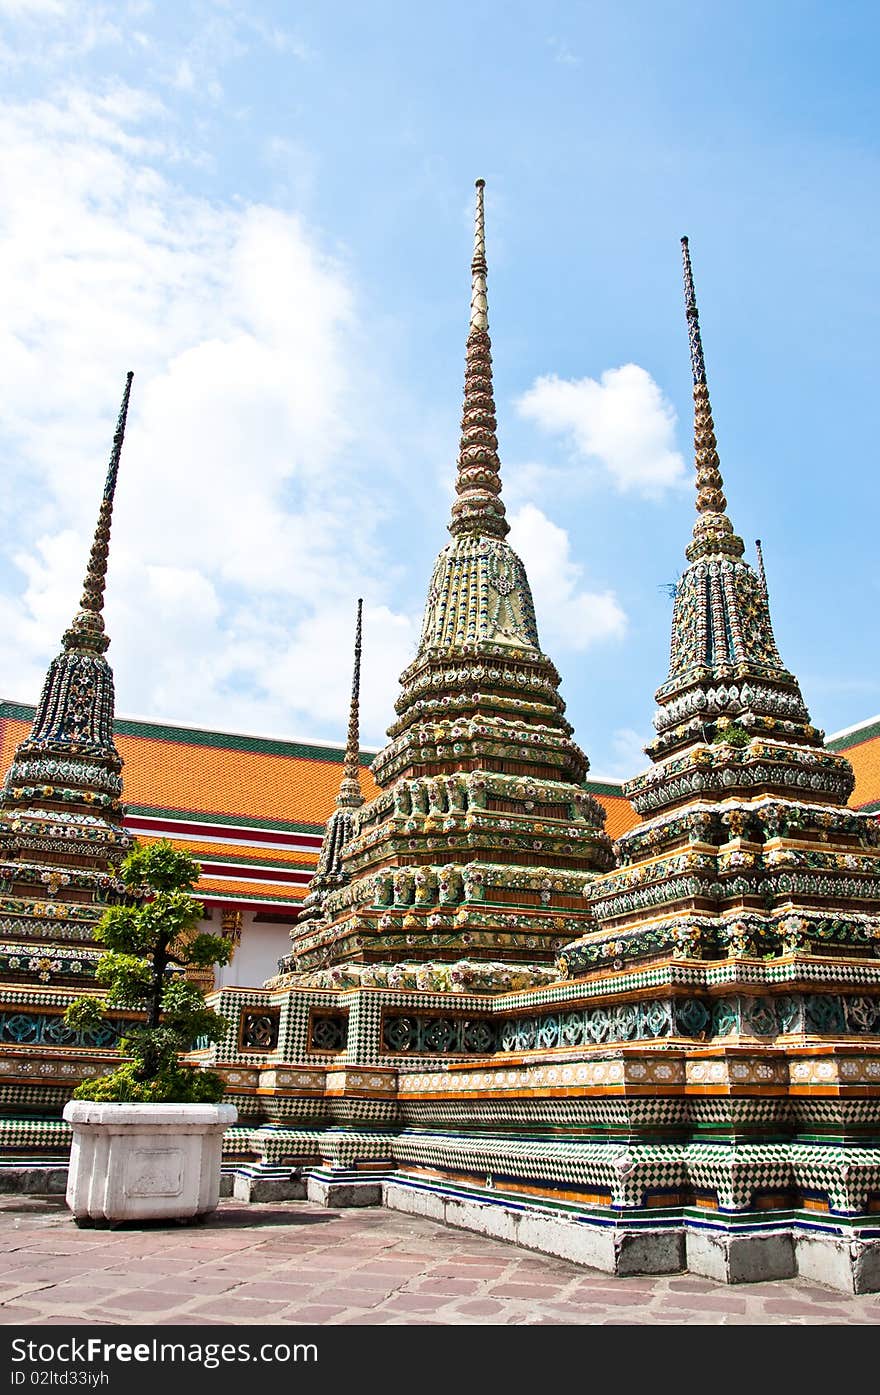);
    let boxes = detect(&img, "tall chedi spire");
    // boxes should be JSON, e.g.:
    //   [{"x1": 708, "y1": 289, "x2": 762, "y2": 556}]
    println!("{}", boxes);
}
[
  {"x1": 448, "y1": 179, "x2": 508, "y2": 542},
  {"x1": 561, "y1": 241, "x2": 875, "y2": 979},
  {"x1": 680, "y1": 236, "x2": 743, "y2": 565},
  {"x1": 0, "y1": 373, "x2": 139, "y2": 994},
  {"x1": 19, "y1": 371, "x2": 133, "y2": 755},
  {"x1": 63, "y1": 370, "x2": 133, "y2": 657},
  {"x1": 337, "y1": 597, "x2": 365, "y2": 811},
  {"x1": 281, "y1": 182, "x2": 613, "y2": 990}
]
